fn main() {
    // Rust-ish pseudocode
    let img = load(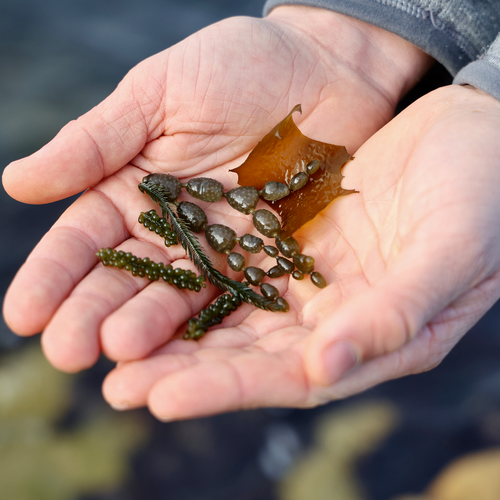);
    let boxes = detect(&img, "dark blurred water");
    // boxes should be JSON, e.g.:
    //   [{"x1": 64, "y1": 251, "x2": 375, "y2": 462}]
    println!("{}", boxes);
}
[{"x1": 2, "y1": 1, "x2": 500, "y2": 500}]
